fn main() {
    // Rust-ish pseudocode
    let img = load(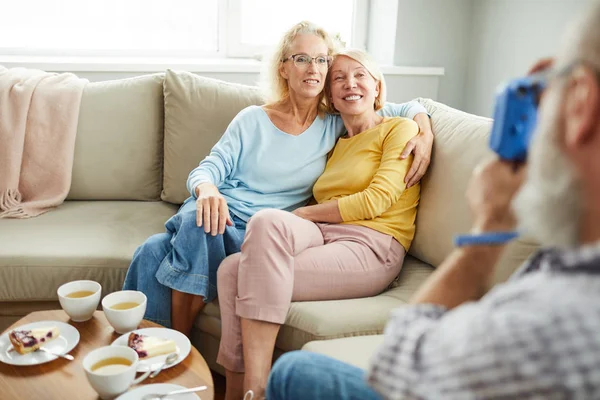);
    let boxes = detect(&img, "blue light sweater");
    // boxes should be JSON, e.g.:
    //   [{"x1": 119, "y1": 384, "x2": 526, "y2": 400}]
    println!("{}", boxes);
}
[{"x1": 187, "y1": 102, "x2": 427, "y2": 221}]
